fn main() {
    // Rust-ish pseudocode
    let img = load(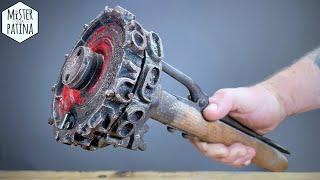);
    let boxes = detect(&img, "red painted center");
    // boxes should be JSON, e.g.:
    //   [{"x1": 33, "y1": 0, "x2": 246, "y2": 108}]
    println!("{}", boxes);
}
[{"x1": 58, "y1": 26, "x2": 112, "y2": 116}]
